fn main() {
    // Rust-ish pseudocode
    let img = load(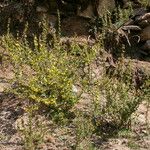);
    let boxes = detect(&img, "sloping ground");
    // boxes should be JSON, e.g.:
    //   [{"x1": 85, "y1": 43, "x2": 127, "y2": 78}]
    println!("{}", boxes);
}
[
  {"x1": 0, "y1": 94, "x2": 24, "y2": 150},
  {"x1": 0, "y1": 2, "x2": 150, "y2": 149},
  {"x1": 0, "y1": 57, "x2": 149, "y2": 150},
  {"x1": 0, "y1": 90, "x2": 150, "y2": 150}
]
